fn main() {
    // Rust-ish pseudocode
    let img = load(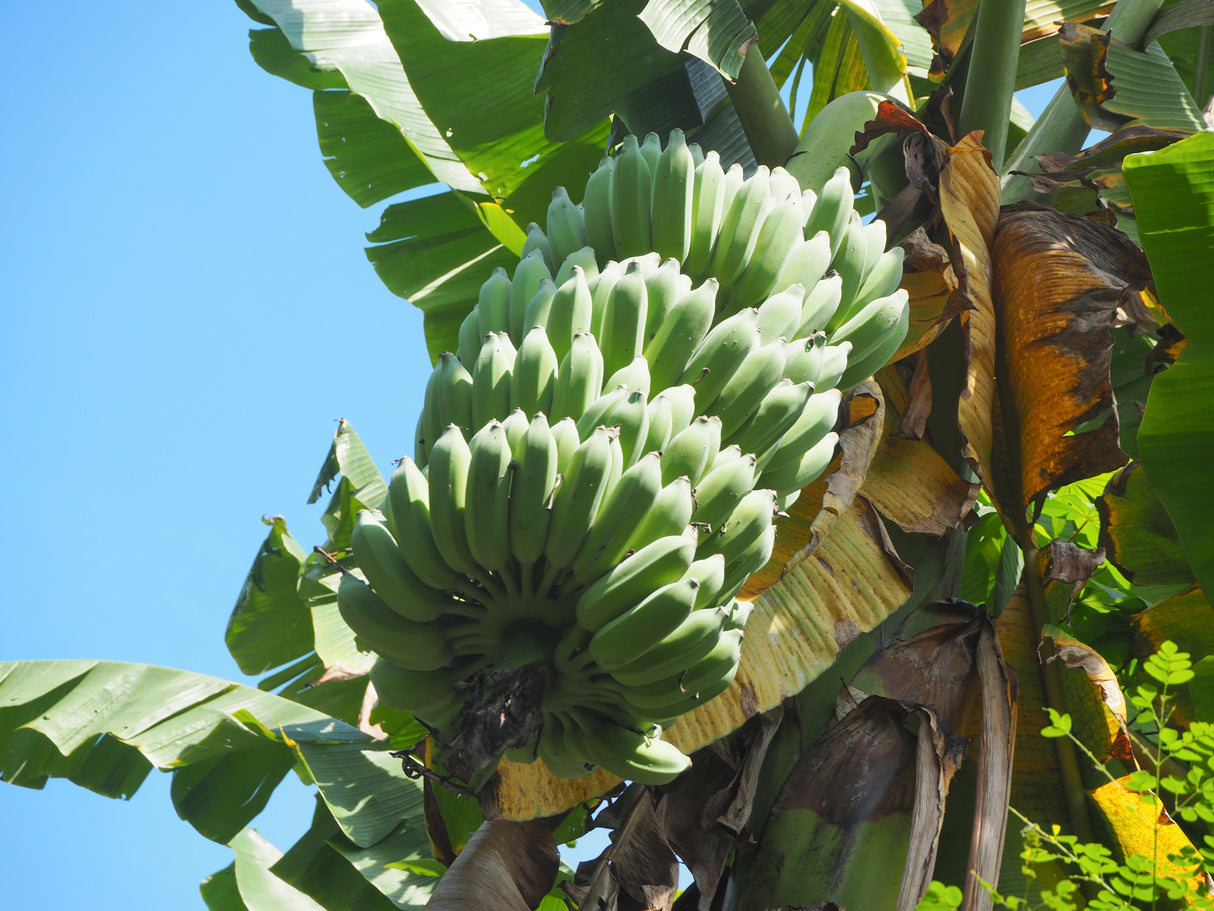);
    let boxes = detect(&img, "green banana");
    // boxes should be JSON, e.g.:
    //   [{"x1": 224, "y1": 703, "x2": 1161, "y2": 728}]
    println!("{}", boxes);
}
[
  {"x1": 638, "y1": 131, "x2": 663, "y2": 175},
  {"x1": 684, "y1": 150, "x2": 729, "y2": 280},
  {"x1": 336, "y1": 574, "x2": 453, "y2": 672},
  {"x1": 542, "y1": 426, "x2": 620, "y2": 585},
  {"x1": 760, "y1": 387, "x2": 842, "y2": 476},
  {"x1": 567, "y1": 451, "x2": 665, "y2": 587},
  {"x1": 783, "y1": 335, "x2": 851, "y2": 392},
  {"x1": 624, "y1": 476, "x2": 695, "y2": 552},
  {"x1": 388, "y1": 457, "x2": 469, "y2": 593},
  {"x1": 709, "y1": 165, "x2": 771, "y2": 297},
  {"x1": 650, "y1": 128, "x2": 696, "y2": 263},
  {"x1": 463, "y1": 421, "x2": 514, "y2": 575},
  {"x1": 827, "y1": 290, "x2": 910, "y2": 366},
  {"x1": 425, "y1": 425, "x2": 485, "y2": 585},
  {"x1": 755, "y1": 284, "x2": 806, "y2": 344},
  {"x1": 611, "y1": 134, "x2": 653, "y2": 259},
  {"x1": 586, "y1": 261, "x2": 622, "y2": 337},
  {"x1": 550, "y1": 416, "x2": 580, "y2": 476},
  {"x1": 536, "y1": 712, "x2": 594, "y2": 779},
  {"x1": 574, "y1": 713, "x2": 691, "y2": 785},
  {"x1": 542, "y1": 266, "x2": 594, "y2": 364},
  {"x1": 546, "y1": 185, "x2": 587, "y2": 265},
  {"x1": 644, "y1": 277, "x2": 718, "y2": 391},
  {"x1": 661, "y1": 414, "x2": 722, "y2": 487},
  {"x1": 508, "y1": 412, "x2": 559, "y2": 570},
  {"x1": 719, "y1": 521, "x2": 777, "y2": 602},
  {"x1": 775, "y1": 231, "x2": 834, "y2": 311},
  {"x1": 576, "y1": 385, "x2": 650, "y2": 468},
  {"x1": 711, "y1": 338, "x2": 789, "y2": 439},
  {"x1": 618, "y1": 628, "x2": 742, "y2": 717},
  {"x1": 603, "y1": 356, "x2": 651, "y2": 399},
  {"x1": 456, "y1": 307, "x2": 483, "y2": 372},
  {"x1": 642, "y1": 386, "x2": 678, "y2": 455},
  {"x1": 788, "y1": 91, "x2": 890, "y2": 194},
  {"x1": 685, "y1": 553, "x2": 728, "y2": 610},
  {"x1": 573, "y1": 532, "x2": 697, "y2": 633},
  {"x1": 471, "y1": 331, "x2": 516, "y2": 428},
  {"x1": 691, "y1": 450, "x2": 758, "y2": 533},
  {"x1": 550, "y1": 331, "x2": 604, "y2": 423},
  {"x1": 581, "y1": 155, "x2": 617, "y2": 266},
  {"x1": 761, "y1": 430, "x2": 840, "y2": 503},
  {"x1": 803, "y1": 167, "x2": 855, "y2": 262},
  {"x1": 553, "y1": 245, "x2": 601, "y2": 289},
  {"x1": 352, "y1": 511, "x2": 456, "y2": 623},
  {"x1": 369, "y1": 657, "x2": 467, "y2": 719},
  {"x1": 835, "y1": 295, "x2": 910, "y2": 388},
  {"x1": 829, "y1": 212, "x2": 870, "y2": 317},
  {"x1": 607, "y1": 607, "x2": 729, "y2": 687},
  {"x1": 712, "y1": 488, "x2": 779, "y2": 568},
  {"x1": 476, "y1": 266, "x2": 514, "y2": 338},
  {"x1": 680, "y1": 308, "x2": 761, "y2": 414},
  {"x1": 508, "y1": 248, "x2": 553, "y2": 345},
  {"x1": 643, "y1": 259, "x2": 692, "y2": 343},
  {"x1": 501, "y1": 407, "x2": 530, "y2": 456},
  {"x1": 728, "y1": 193, "x2": 807, "y2": 309},
  {"x1": 599, "y1": 268, "x2": 649, "y2": 378},
  {"x1": 521, "y1": 222, "x2": 553, "y2": 273},
  {"x1": 588, "y1": 576, "x2": 699, "y2": 670},
  {"x1": 512, "y1": 325, "x2": 559, "y2": 419},
  {"x1": 431, "y1": 352, "x2": 475, "y2": 439},
  {"x1": 796, "y1": 270, "x2": 844, "y2": 338},
  {"x1": 731, "y1": 379, "x2": 814, "y2": 465}
]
